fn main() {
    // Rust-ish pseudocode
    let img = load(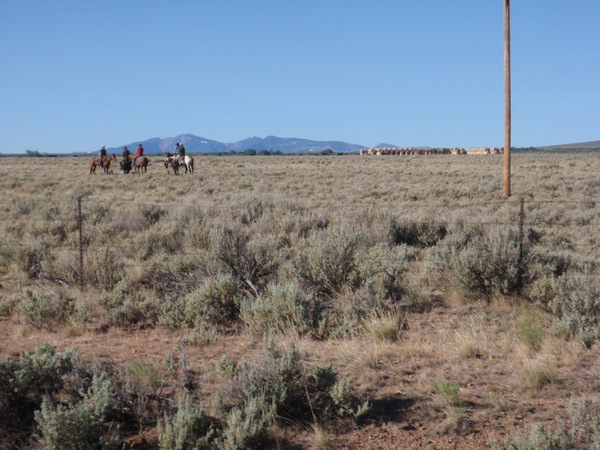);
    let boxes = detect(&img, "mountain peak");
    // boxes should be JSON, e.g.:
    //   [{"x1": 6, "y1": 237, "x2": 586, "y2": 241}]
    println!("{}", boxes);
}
[{"x1": 104, "y1": 134, "x2": 365, "y2": 154}]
